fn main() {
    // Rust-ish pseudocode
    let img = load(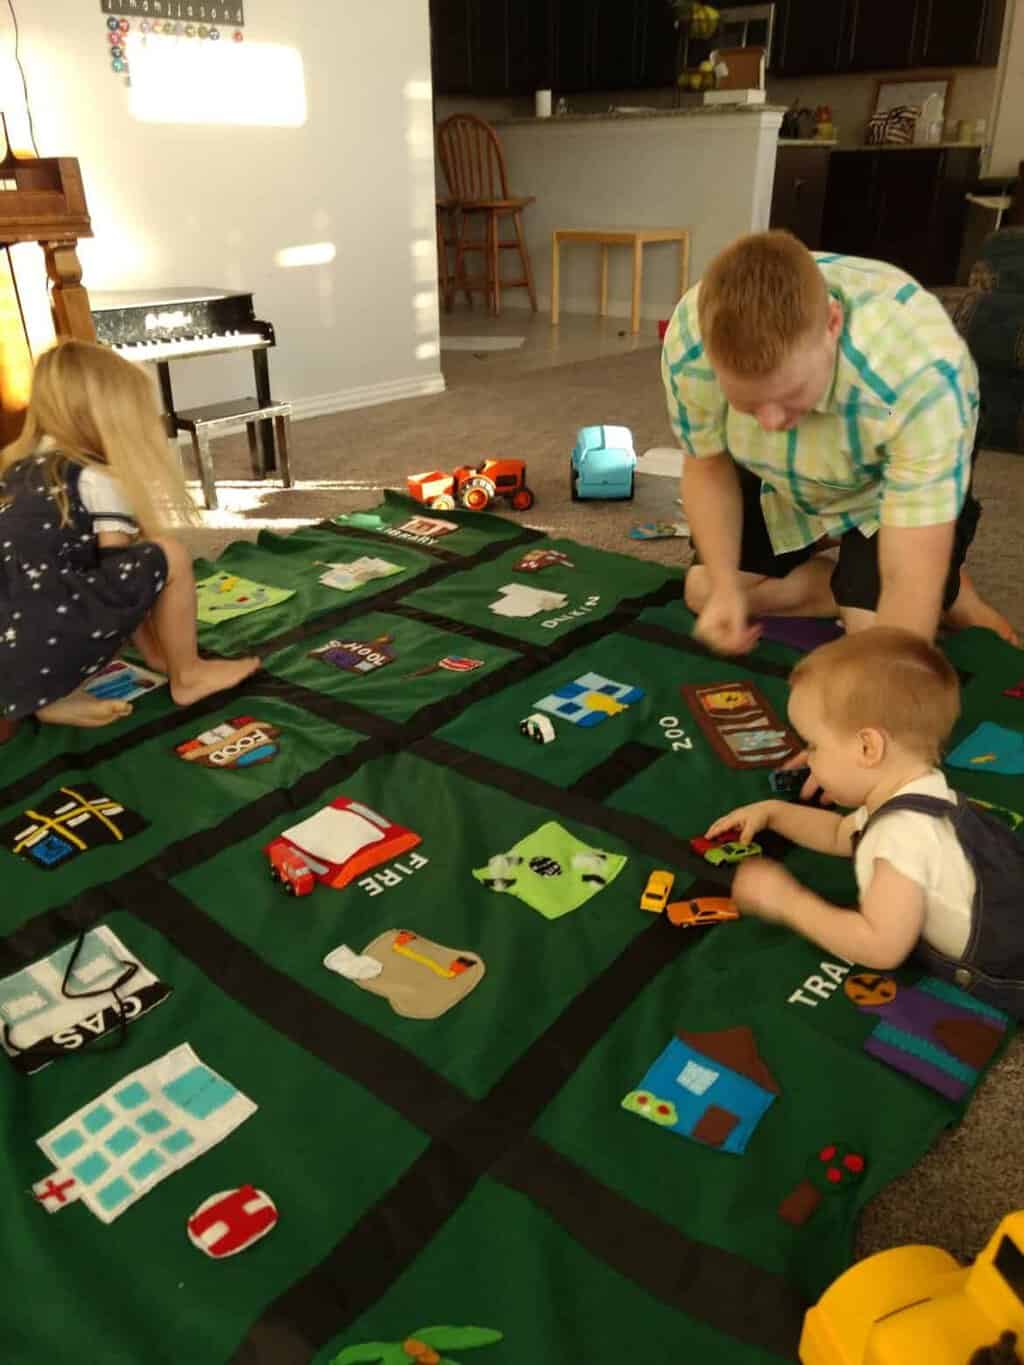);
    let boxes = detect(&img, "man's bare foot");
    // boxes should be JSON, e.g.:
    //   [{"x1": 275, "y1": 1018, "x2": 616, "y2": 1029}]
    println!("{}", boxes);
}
[
  {"x1": 36, "y1": 692, "x2": 133, "y2": 728},
  {"x1": 170, "y1": 656, "x2": 260, "y2": 707},
  {"x1": 944, "y1": 571, "x2": 1021, "y2": 646}
]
